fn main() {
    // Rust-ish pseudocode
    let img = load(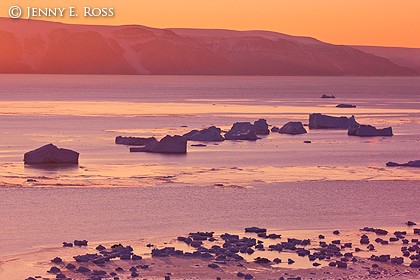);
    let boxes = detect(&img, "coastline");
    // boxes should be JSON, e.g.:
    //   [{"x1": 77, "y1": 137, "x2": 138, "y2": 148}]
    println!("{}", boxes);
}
[{"x1": 2, "y1": 227, "x2": 419, "y2": 280}]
